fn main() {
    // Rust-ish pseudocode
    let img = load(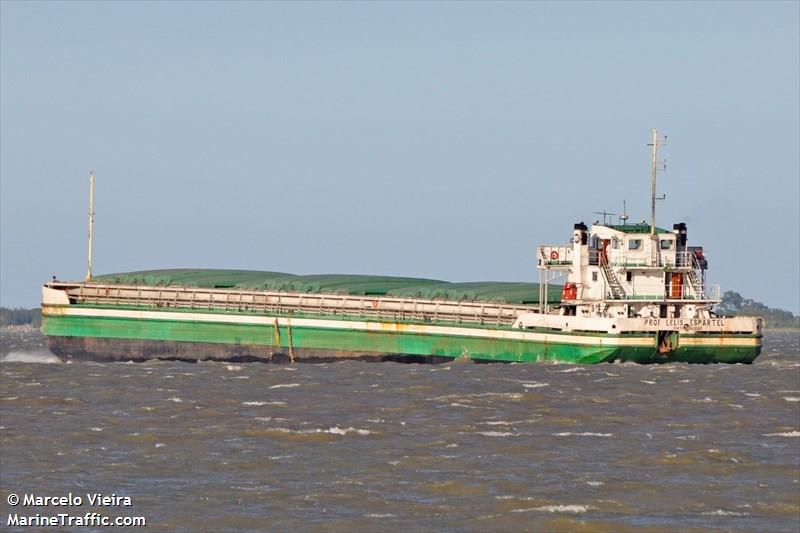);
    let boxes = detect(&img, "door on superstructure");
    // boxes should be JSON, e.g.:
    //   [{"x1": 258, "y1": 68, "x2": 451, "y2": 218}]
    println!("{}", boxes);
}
[{"x1": 599, "y1": 239, "x2": 611, "y2": 265}]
